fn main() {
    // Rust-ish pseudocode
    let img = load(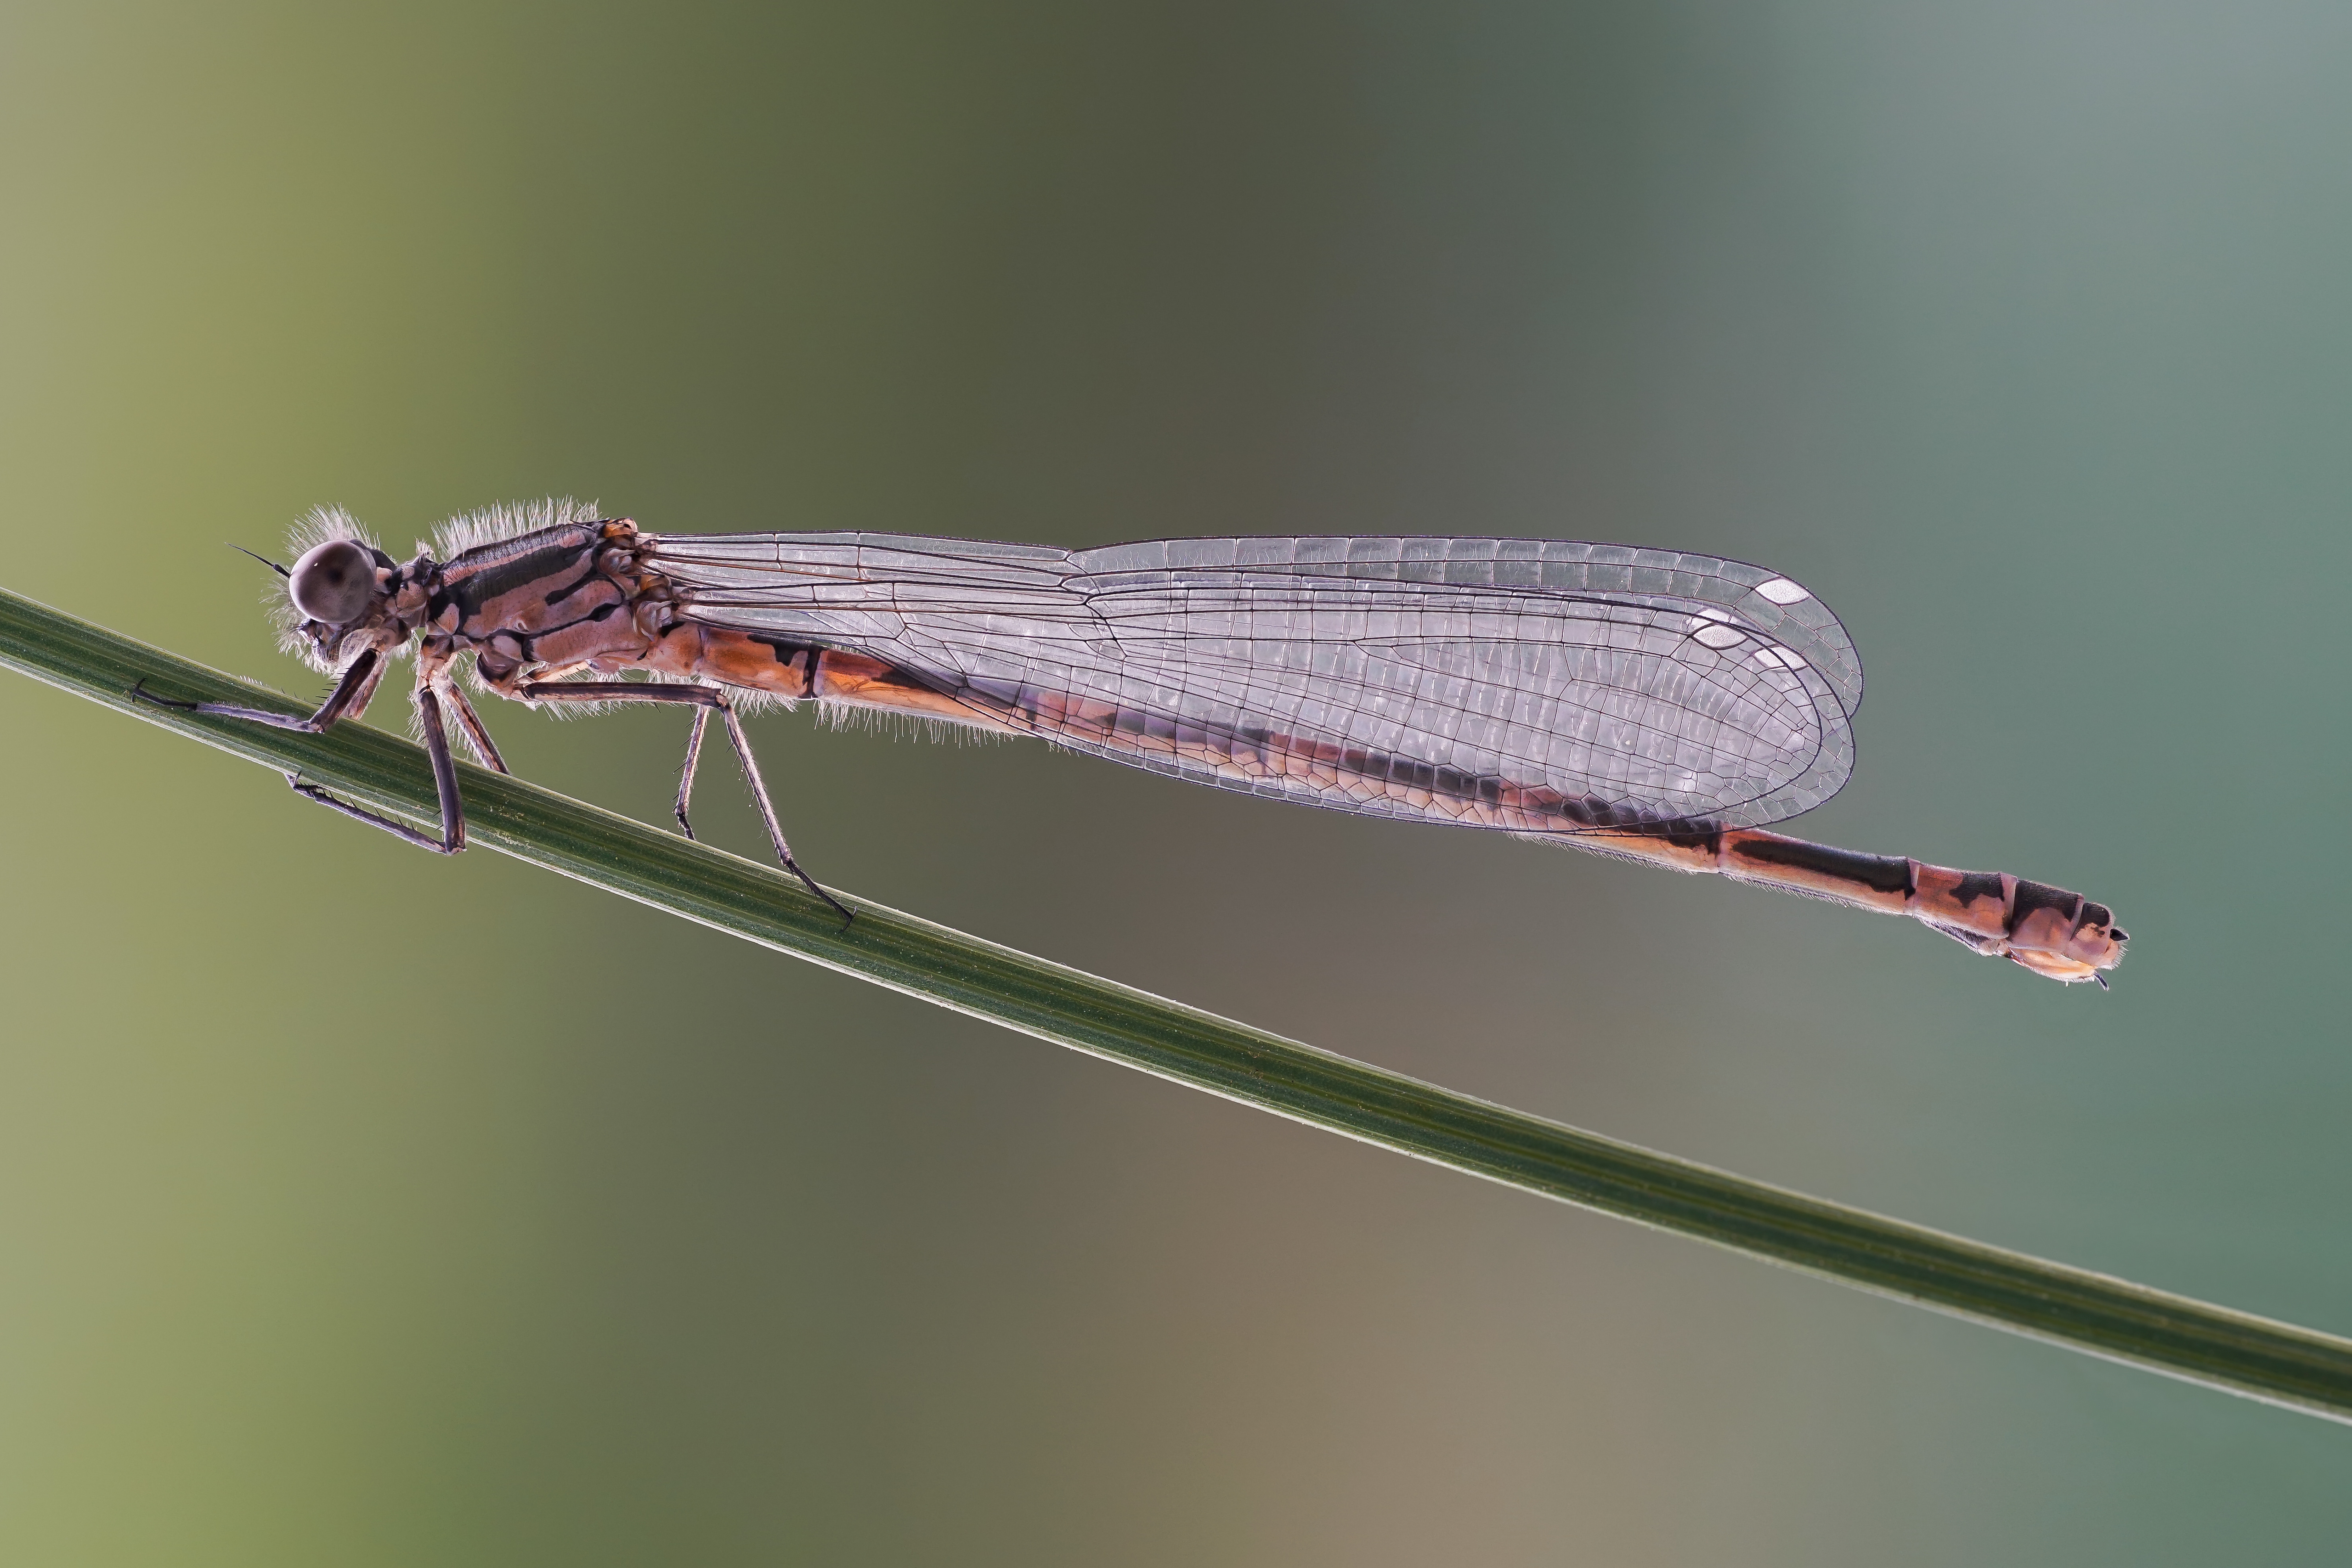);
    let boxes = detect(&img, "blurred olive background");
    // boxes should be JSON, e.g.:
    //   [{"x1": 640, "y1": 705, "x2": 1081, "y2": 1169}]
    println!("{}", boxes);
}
[{"x1": 3, "y1": 2, "x2": 2349, "y2": 1563}]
